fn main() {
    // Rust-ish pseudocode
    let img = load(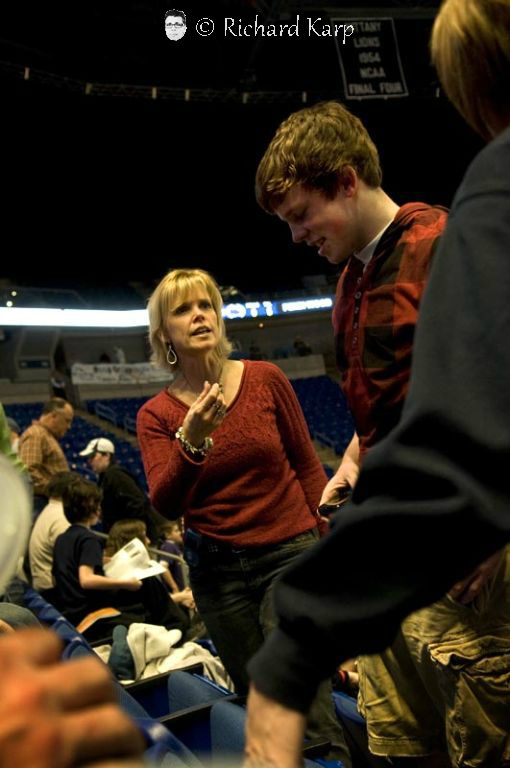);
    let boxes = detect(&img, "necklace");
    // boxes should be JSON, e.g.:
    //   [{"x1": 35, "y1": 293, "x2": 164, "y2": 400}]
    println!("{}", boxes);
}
[{"x1": 180, "y1": 362, "x2": 224, "y2": 397}]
